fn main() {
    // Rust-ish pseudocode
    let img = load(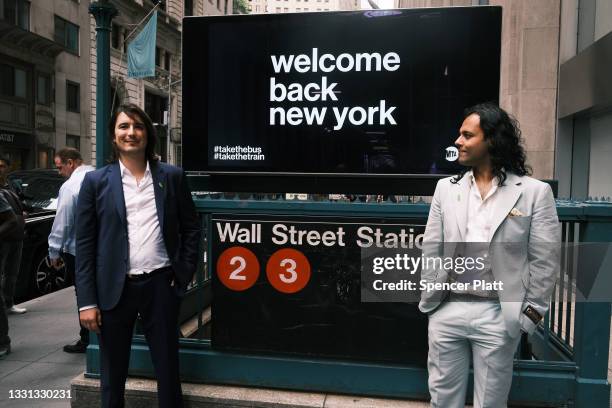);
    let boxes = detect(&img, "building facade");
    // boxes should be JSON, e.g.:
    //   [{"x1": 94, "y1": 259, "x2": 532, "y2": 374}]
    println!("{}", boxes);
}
[
  {"x1": 247, "y1": 0, "x2": 358, "y2": 15},
  {"x1": 89, "y1": 0, "x2": 233, "y2": 167},
  {"x1": 556, "y1": 0, "x2": 612, "y2": 200},
  {"x1": 0, "y1": 0, "x2": 92, "y2": 170}
]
